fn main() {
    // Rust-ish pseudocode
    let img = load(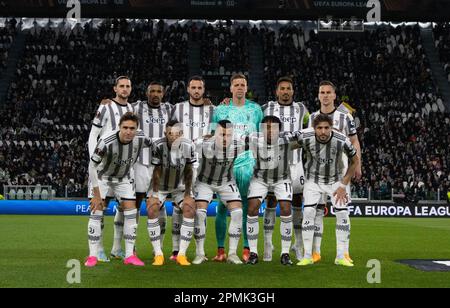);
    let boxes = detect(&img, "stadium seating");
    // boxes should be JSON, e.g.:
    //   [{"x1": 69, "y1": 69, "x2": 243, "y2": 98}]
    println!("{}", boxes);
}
[
  {"x1": 0, "y1": 20, "x2": 448, "y2": 200},
  {"x1": 199, "y1": 22, "x2": 250, "y2": 76},
  {"x1": 0, "y1": 19, "x2": 16, "y2": 73},
  {"x1": 433, "y1": 22, "x2": 450, "y2": 83},
  {"x1": 261, "y1": 24, "x2": 450, "y2": 200}
]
